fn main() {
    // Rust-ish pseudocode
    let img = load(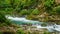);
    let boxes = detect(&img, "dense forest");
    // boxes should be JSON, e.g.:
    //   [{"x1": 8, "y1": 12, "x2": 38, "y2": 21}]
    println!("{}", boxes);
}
[{"x1": 0, "y1": 0, "x2": 60, "y2": 34}]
